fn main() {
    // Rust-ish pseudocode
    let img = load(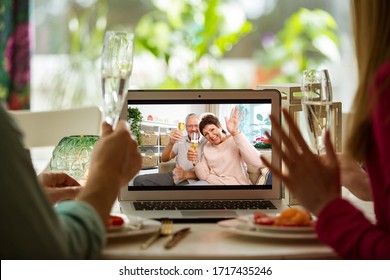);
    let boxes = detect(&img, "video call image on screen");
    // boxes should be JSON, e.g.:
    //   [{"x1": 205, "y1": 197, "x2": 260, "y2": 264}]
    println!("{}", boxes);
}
[{"x1": 128, "y1": 101, "x2": 272, "y2": 189}]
